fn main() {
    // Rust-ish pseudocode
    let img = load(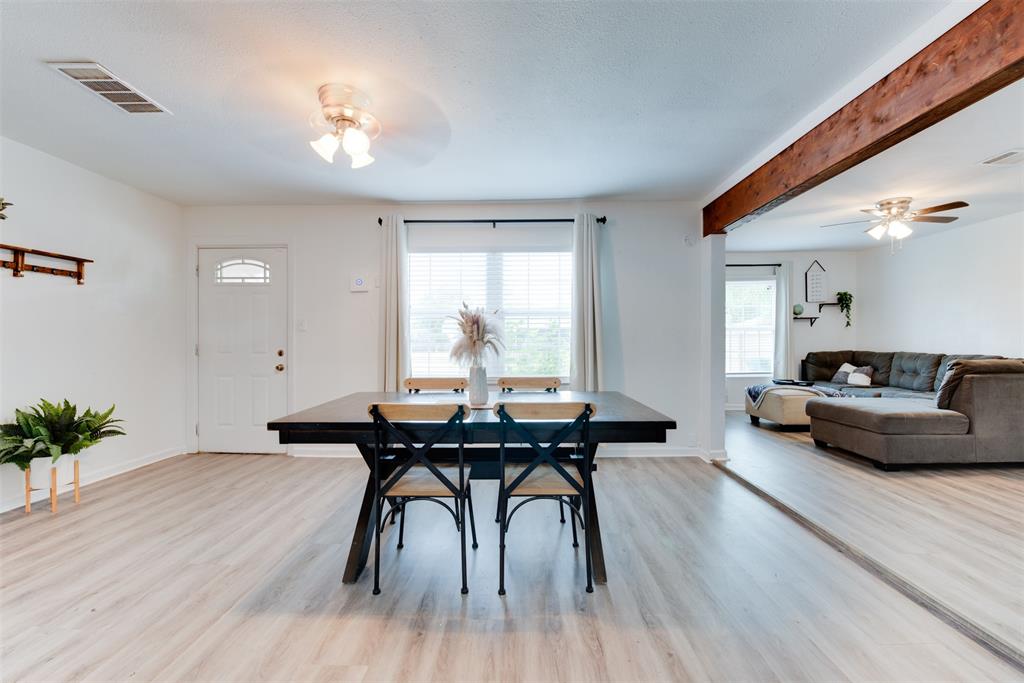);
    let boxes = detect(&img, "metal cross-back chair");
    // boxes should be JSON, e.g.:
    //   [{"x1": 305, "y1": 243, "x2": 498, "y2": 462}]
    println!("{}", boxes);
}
[
  {"x1": 494, "y1": 401, "x2": 596, "y2": 595},
  {"x1": 493, "y1": 376, "x2": 569, "y2": 526},
  {"x1": 369, "y1": 403, "x2": 478, "y2": 595}
]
